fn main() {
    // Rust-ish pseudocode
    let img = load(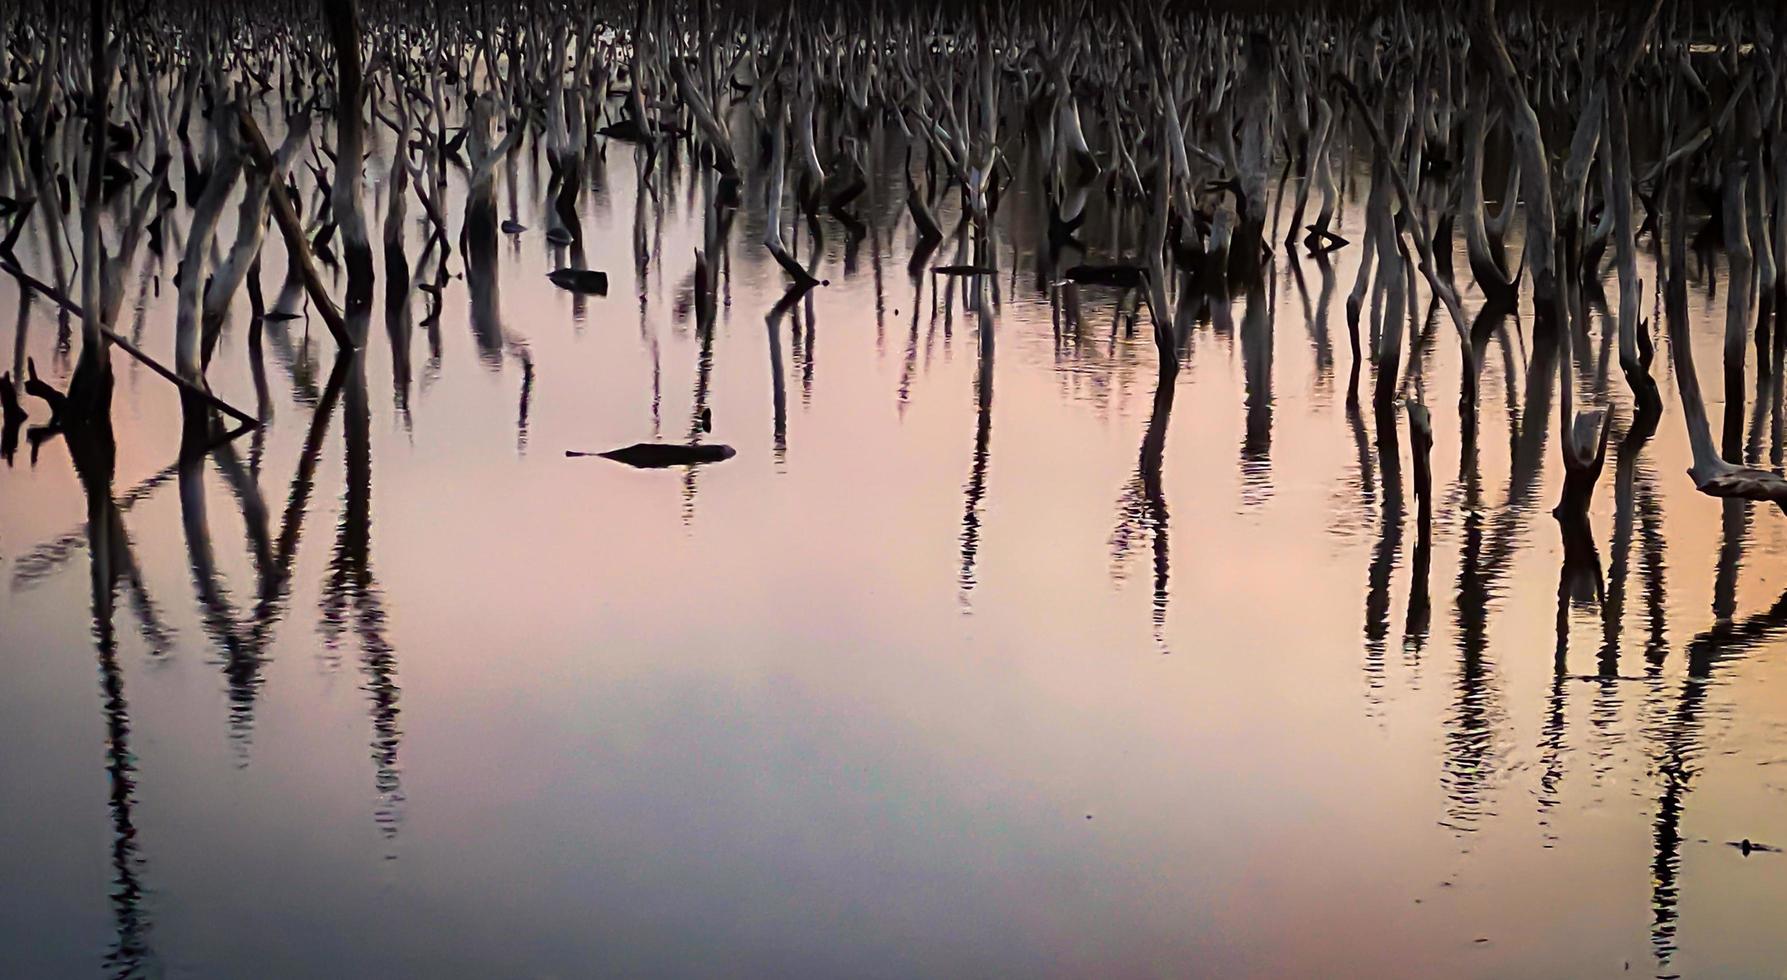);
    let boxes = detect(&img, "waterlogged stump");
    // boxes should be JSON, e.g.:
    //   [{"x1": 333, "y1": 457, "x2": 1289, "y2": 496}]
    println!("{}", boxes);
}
[
  {"x1": 1, "y1": 371, "x2": 28, "y2": 425},
  {"x1": 568, "y1": 443, "x2": 737, "y2": 468}
]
